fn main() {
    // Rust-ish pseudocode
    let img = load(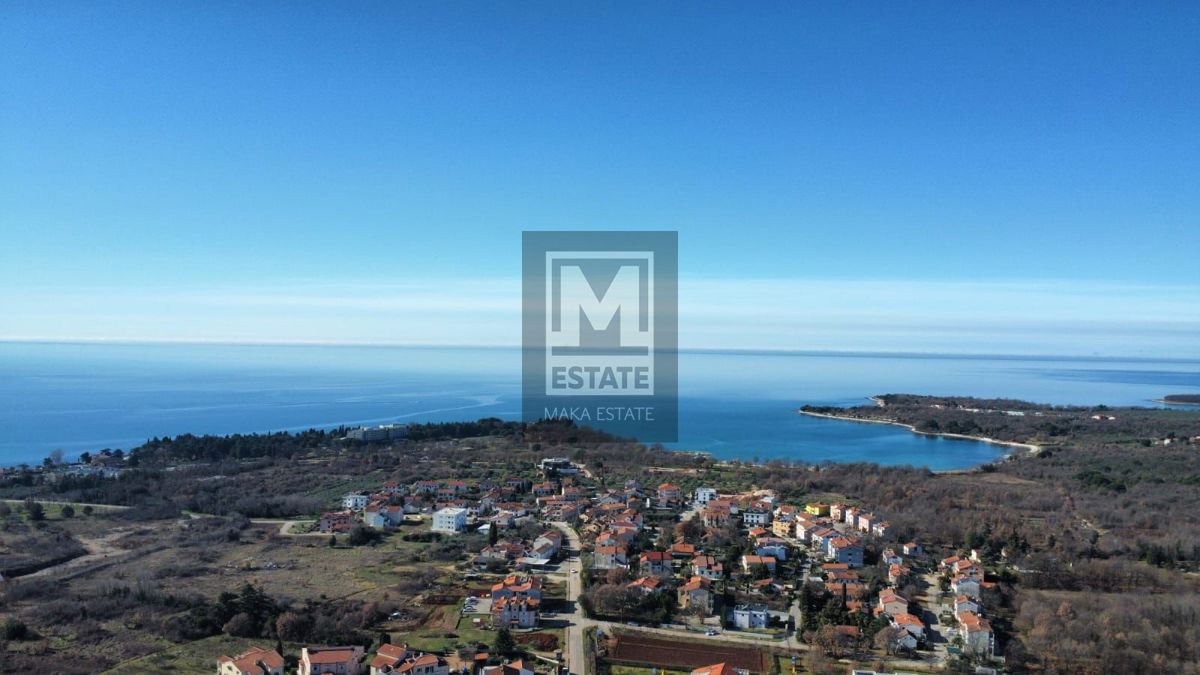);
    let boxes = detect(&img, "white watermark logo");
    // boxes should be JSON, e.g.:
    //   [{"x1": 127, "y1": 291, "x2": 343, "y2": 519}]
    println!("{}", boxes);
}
[{"x1": 523, "y1": 232, "x2": 677, "y2": 441}]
